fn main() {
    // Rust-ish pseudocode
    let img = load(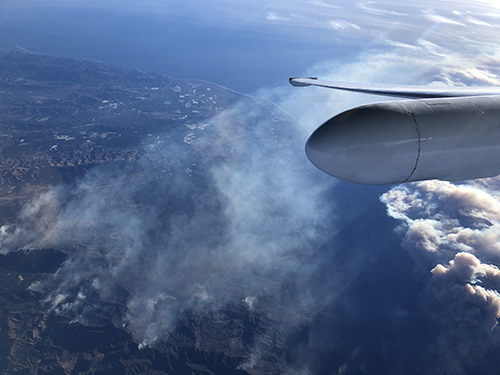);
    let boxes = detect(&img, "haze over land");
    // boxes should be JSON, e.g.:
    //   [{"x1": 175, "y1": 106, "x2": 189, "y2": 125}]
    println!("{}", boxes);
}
[{"x1": 2, "y1": 1, "x2": 500, "y2": 374}]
